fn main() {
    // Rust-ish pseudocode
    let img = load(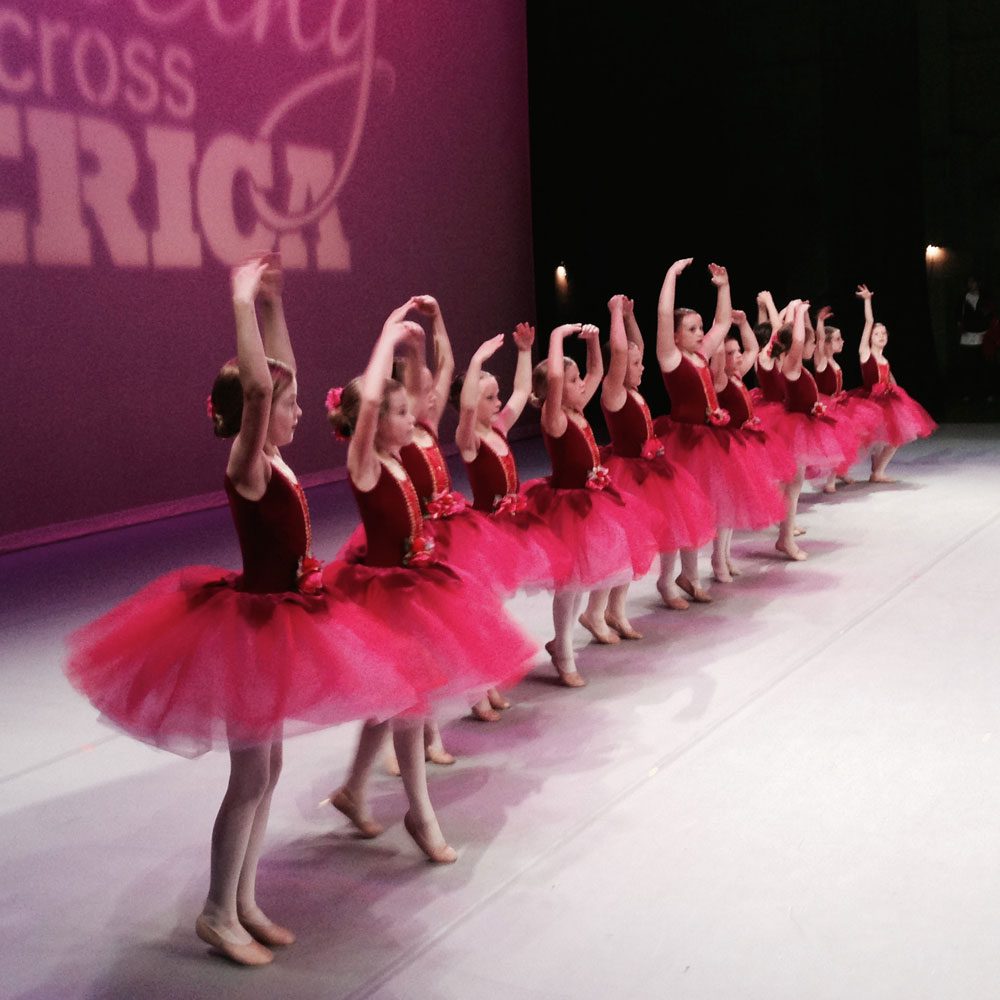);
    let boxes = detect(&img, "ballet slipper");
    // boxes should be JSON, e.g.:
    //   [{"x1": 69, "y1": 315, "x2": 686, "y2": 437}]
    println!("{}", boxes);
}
[
  {"x1": 195, "y1": 915, "x2": 273, "y2": 967},
  {"x1": 838, "y1": 474, "x2": 855, "y2": 485},
  {"x1": 793, "y1": 527, "x2": 806, "y2": 536},
  {"x1": 239, "y1": 915, "x2": 296, "y2": 948},
  {"x1": 577, "y1": 612, "x2": 621, "y2": 644},
  {"x1": 656, "y1": 582, "x2": 689, "y2": 610},
  {"x1": 425, "y1": 744, "x2": 456, "y2": 765},
  {"x1": 822, "y1": 483, "x2": 837, "y2": 494},
  {"x1": 605, "y1": 615, "x2": 643, "y2": 640},
  {"x1": 331, "y1": 787, "x2": 384, "y2": 839},
  {"x1": 775, "y1": 538, "x2": 808, "y2": 561},
  {"x1": 470, "y1": 697, "x2": 502, "y2": 723},
  {"x1": 869, "y1": 474, "x2": 898, "y2": 484},
  {"x1": 726, "y1": 561, "x2": 742, "y2": 578},
  {"x1": 675, "y1": 574, "x2": 712, "y2": 603},
  {"x1": 487, "y1": 688, "x2": 511, "y2": 711},
  {"x1": 711, "y1": 563, "x2": 733, "y2": 584},
  {"x1": 403, "y1": 811, "x2": 458, "y2": 864},
  {"x1": 545, "y1": 640, "x2": 587, "y2": 688}
]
